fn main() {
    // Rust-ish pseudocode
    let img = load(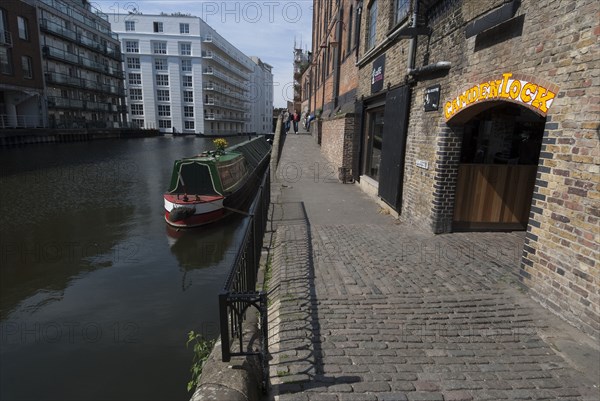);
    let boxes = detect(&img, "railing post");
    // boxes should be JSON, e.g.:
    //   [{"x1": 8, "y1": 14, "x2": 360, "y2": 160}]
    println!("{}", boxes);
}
[{"x1": 218, "y1": 292, "x2": 231, "y2": 362}]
